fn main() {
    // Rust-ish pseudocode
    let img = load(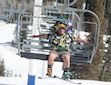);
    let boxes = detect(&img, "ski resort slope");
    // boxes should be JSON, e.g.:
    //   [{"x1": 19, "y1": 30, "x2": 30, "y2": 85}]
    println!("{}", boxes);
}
[
  {"x1": 0, "y1": 21, "x2": 111, "y2": 85},
  {"x1": 0, "y1": 76, "x2": 111, "y2": 85}
]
